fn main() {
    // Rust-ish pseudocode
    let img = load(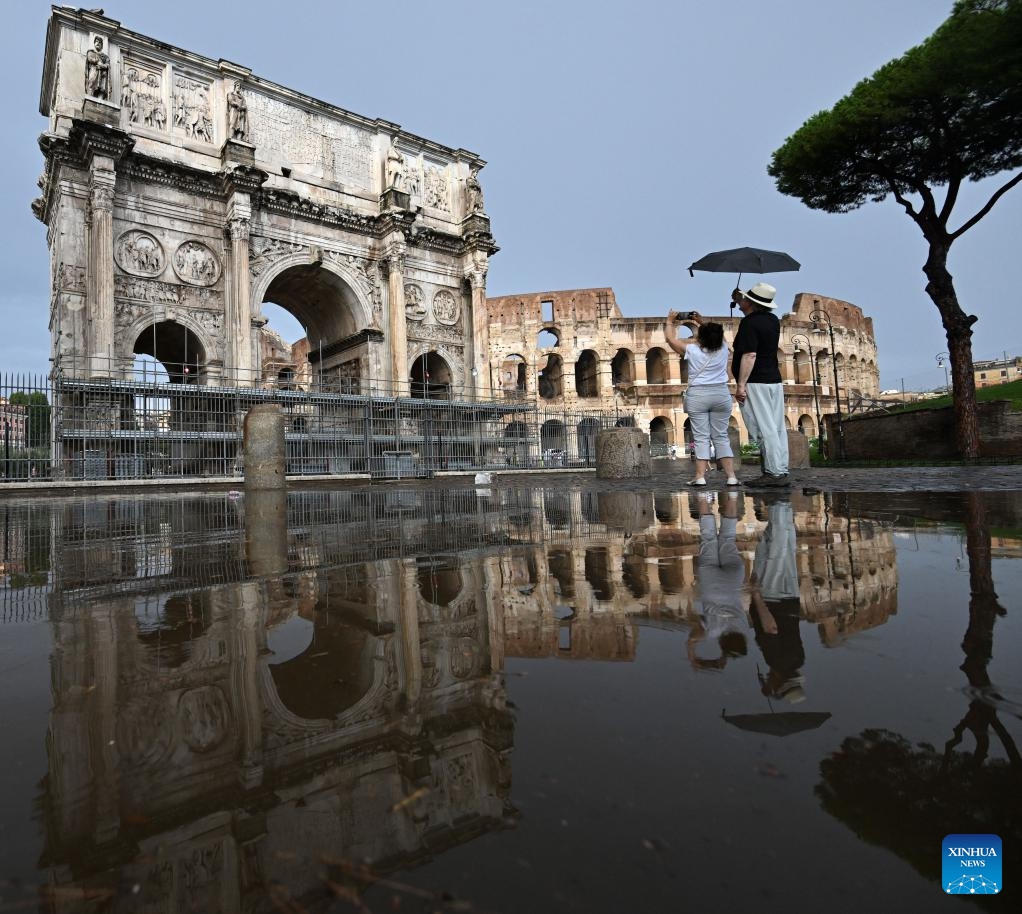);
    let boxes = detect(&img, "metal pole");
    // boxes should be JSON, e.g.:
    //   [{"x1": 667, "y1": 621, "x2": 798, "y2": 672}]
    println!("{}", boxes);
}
[
  {"x1": 810, "y1": 308, "x2": 843, "y2": 459},
  {"x1": 936, "y1": 352, "x2": 950, "y2": 394},
  {"x1": 792, "y1": 334, "x2": 823, "y2": 446}
]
